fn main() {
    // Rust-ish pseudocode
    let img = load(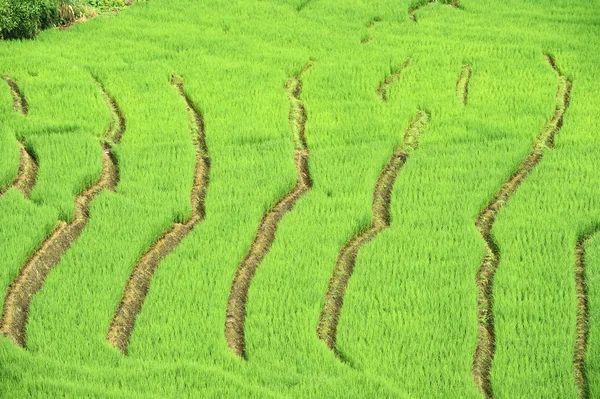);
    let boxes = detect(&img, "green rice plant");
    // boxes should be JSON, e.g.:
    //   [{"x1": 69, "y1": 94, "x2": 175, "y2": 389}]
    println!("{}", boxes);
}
[
  {"x1": 0, "y1": 124, "x2": 20, "y2": 190},
  {"x1": 0, "y1": 0, "x2": 600, "y2": 397}
]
